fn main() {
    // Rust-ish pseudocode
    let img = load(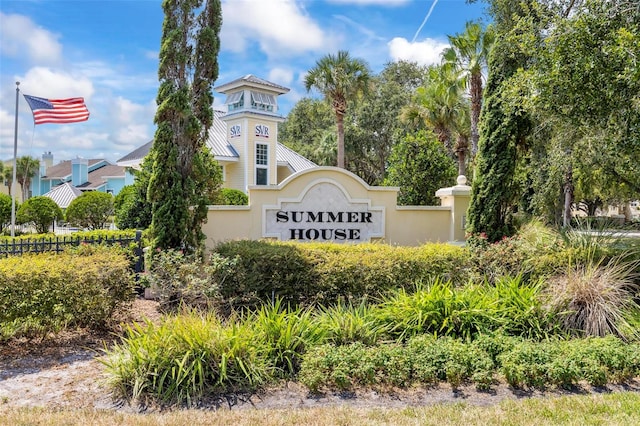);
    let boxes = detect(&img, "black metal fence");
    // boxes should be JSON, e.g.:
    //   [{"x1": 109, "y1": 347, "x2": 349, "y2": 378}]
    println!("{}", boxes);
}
[{"x1": 0, "y1": 230, "x2": 145, "y2": 274}]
